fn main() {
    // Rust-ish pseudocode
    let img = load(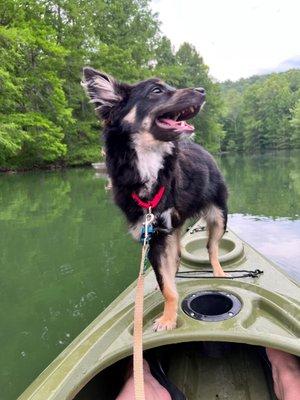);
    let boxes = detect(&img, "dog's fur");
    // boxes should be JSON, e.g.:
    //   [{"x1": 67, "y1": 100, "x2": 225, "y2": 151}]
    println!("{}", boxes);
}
[{"x1": 82, "y1": 68, "x2": 228, "y2": 331}]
